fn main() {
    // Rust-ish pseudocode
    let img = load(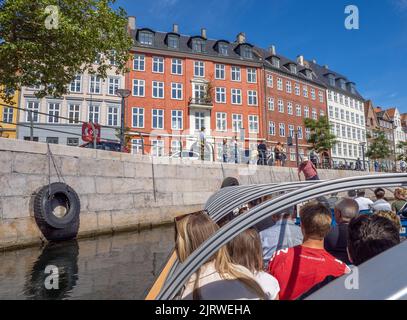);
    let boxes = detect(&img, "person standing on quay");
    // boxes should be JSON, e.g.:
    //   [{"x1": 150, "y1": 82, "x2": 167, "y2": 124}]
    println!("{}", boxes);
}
[
  {"x1": 199, "y1": 127, "x2": 206, "y2": 161},
  {"x1": 222, "y1": 138, "x2": 229, "y2": 163},
  {"x1": 298, "y1": 156, "x2": 319, "y2": 181}
]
